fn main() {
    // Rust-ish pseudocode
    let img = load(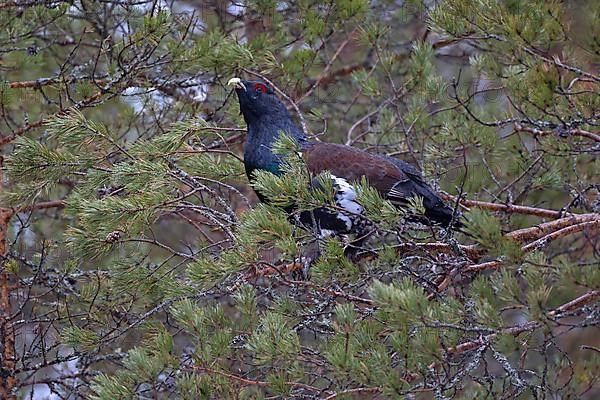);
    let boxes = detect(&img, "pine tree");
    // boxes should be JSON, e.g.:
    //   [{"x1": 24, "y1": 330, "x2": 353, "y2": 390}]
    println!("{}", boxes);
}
[{"x1": 0, "y1": 1, "x2": 598, "y2": 398}]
